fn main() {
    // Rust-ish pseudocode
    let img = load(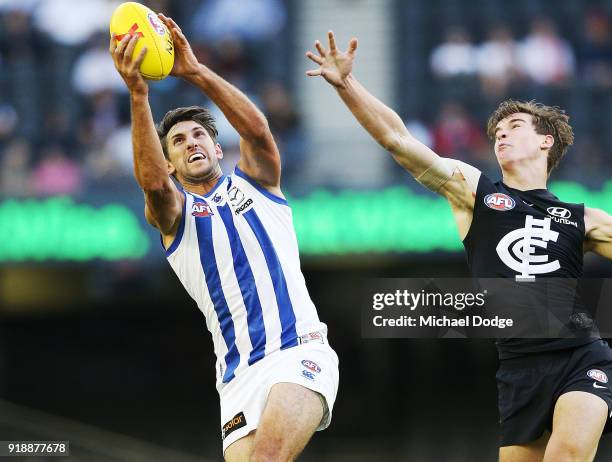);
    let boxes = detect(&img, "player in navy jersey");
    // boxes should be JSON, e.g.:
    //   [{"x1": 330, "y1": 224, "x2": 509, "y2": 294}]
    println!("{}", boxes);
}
[
  {"x1": 307, "y1": 31, "x2": 612, "y2": 461},
  {"x1": 109, "y1": 16, "x2": 339, "y2": 462}
]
